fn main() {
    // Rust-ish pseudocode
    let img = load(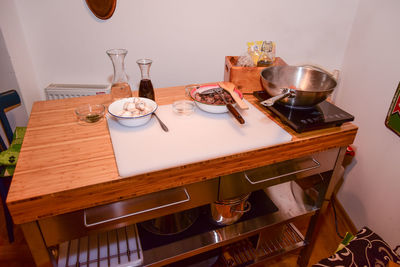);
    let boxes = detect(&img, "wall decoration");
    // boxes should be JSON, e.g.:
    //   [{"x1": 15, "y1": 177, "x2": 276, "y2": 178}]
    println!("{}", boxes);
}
[{"x1": 385, "y1": 82, "x2": 400, "y2": 137}]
